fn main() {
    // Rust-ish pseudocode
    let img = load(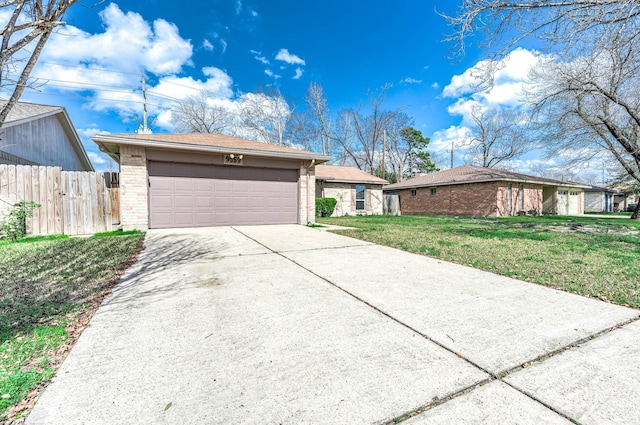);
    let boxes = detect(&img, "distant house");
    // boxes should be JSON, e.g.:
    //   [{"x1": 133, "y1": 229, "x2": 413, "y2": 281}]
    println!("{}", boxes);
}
[
  {"x1": 383, "y1": 165, "x2": 589, "y2": 217},
  {"x1": 315, "y1": 164, "x2": 388, "y2": 216},
  {"x1": 0, "y1": 102, "x2": 93, "y2": 171},
  {"x1": 584, "y1": 185, "x2": 618, "y2": 213}
]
